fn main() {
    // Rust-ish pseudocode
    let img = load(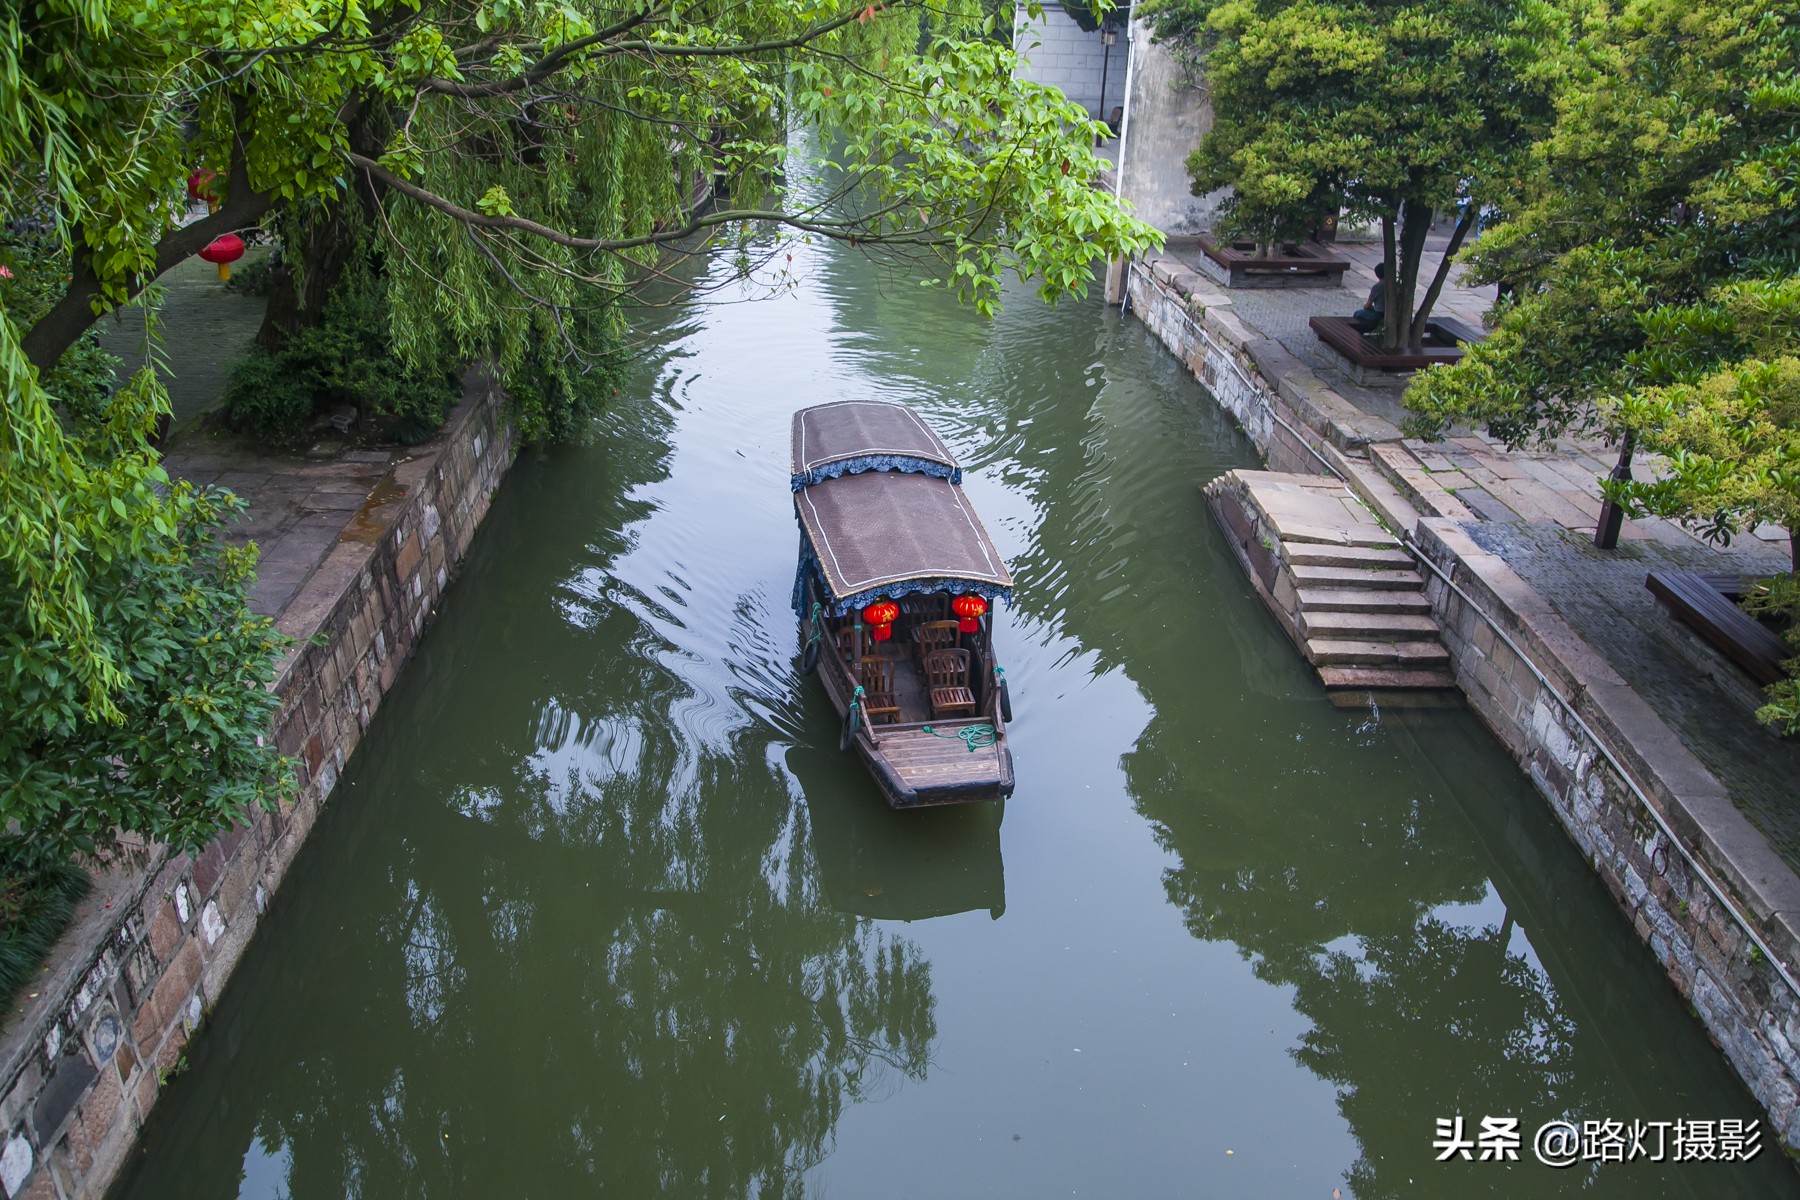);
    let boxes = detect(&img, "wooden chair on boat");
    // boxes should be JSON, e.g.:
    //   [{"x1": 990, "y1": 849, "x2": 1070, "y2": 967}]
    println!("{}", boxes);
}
[
  {"x1": 857, "y1": 657, "x2": 902, "y2": 724},
  {"x1": 924, "y1": 649, "x2": 976, "y2": 719},
  {"x1": 836, "y1": 625, "x2": 866, "y2": 661},
  {"x1": 895, "y1": 594, "x2": 946, "y2": 644},
  {"x1": 913, "y1": 620, "x2": 960, "y2": 666}
]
